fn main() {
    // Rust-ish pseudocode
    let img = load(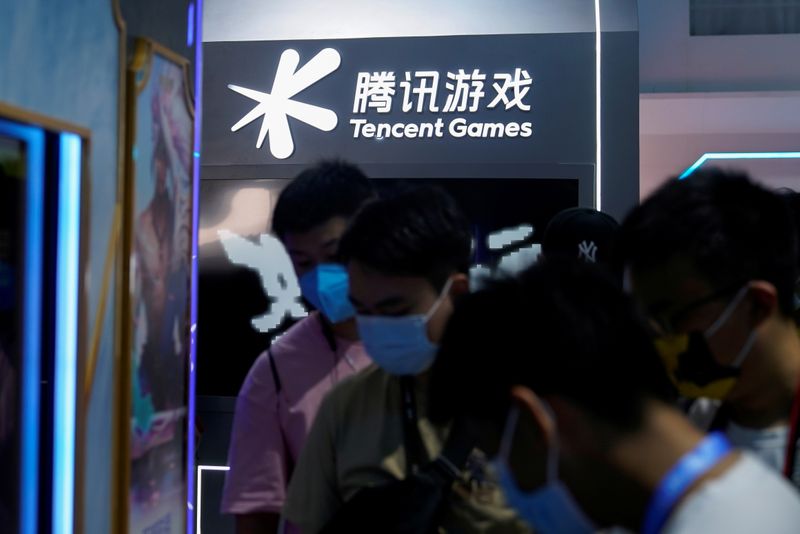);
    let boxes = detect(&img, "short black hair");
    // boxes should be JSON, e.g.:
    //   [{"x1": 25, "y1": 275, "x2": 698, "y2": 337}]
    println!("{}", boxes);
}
[
  {"x1": 272, "y1": 160, "x2": 374, "y2": 240},
  {"x1": 429, "y1": 259, "x2": 675, "y2": 432},
  {"x1": 619, "y1": 169, "x2": 798, "y2": 316},
  {"x1": 338, "y1": 185, "x2": 472, "y2": 291},
  {"x1": 783, "y1": 190, "x2": 800, "y2": 270}
]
